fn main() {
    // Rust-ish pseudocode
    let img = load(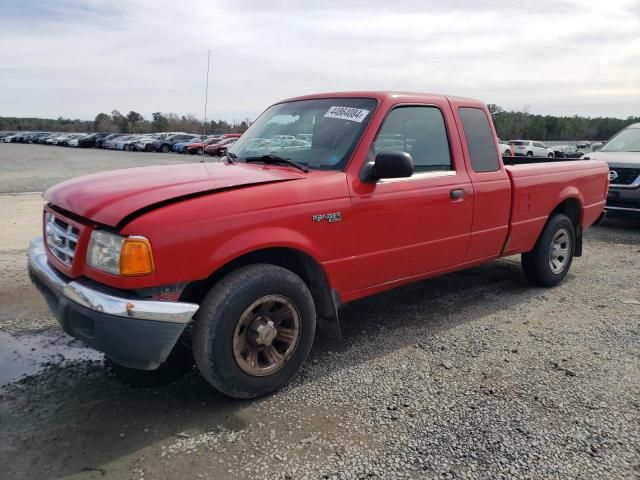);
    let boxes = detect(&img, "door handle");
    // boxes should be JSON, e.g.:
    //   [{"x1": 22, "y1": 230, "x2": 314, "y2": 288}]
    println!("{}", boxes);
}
[{"x1": 450, "y1": 189, "x2": 465, "y2": 201}]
